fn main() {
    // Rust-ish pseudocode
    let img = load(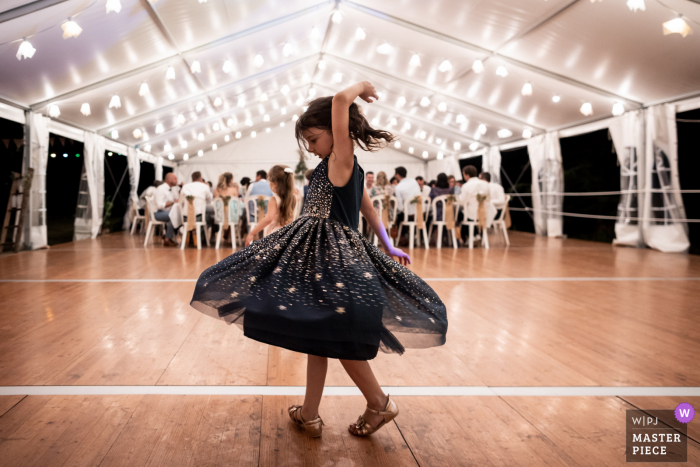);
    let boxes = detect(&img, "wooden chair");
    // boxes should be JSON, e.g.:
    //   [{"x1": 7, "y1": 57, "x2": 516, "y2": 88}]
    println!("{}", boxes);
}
[
  {"x1": 428, "y1": 195, "x2": 458, "y2": 249},
  {"x1": 214, "y1": 197, "x2": 242, "y2": 249},
  {"x1": 398, "y1": 196, "x2": 431, "y2": 249},
  {"x1": 143, "y1": 196, "x2": 165, "y2": 247},
  {"x1": 370, "y1": 194, "x2": 397, "y2": 246},
  {"x1": 179, "y1": 197, "x2": 210, "y2": 250},
  {"x1": 244, "y1": 195, "x2": 270, "y2": 234}
]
